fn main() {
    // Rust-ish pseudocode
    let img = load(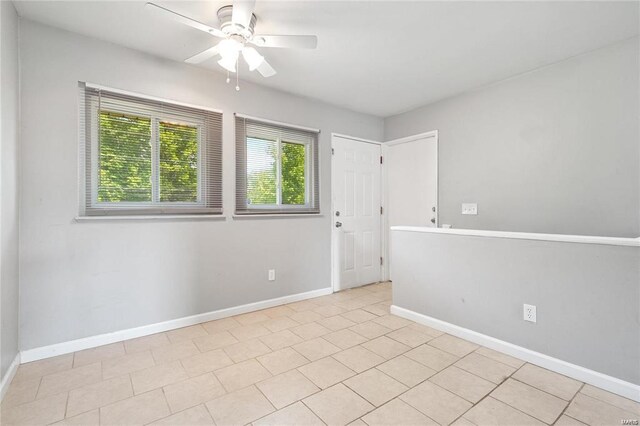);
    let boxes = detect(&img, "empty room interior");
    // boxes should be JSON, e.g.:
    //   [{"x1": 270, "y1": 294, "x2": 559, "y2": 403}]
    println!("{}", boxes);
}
[{"x1": 1, "y1": 0, "x2": 639, "y2": 425}]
